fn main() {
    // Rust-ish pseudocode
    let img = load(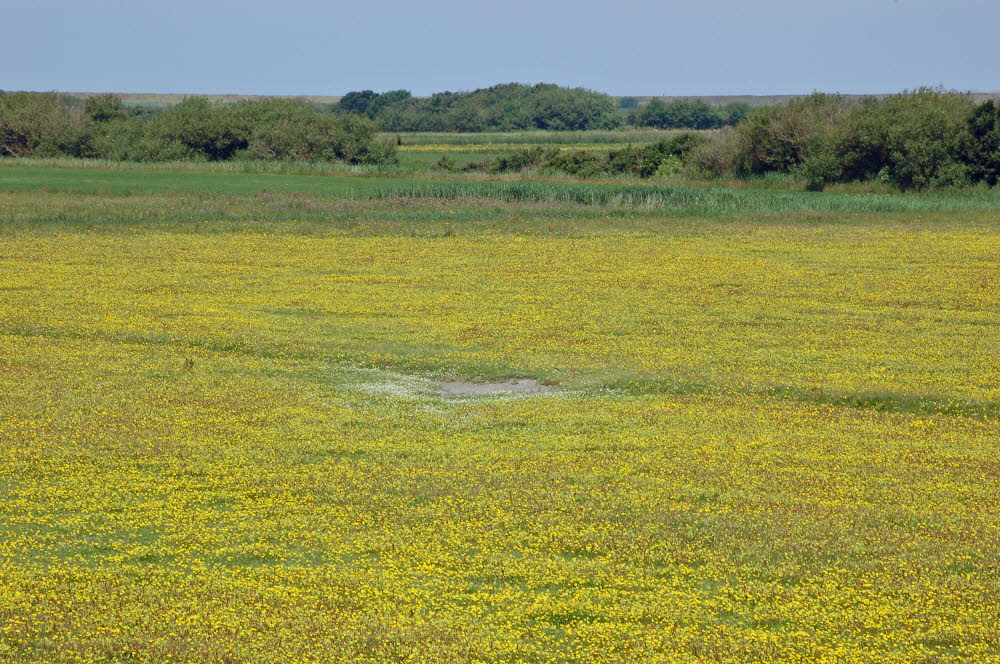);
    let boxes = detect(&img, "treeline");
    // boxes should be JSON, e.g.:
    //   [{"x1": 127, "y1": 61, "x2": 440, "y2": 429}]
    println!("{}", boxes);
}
[
  {"x1": 336, "y1": 83, "x2": 622, "y2": 131},
  {"x1": 0, "y1": 93, "x2": 396, "y2": 164},
  {"x1": 623, "y1": 98, "x2": 750, "y2": 130},
  {"x1": 333, "y1": 83, "x2": 748, "y2": 132},
  {"x1": 688, "y1": 89, "x2": 1000, "y2": 190},
  {"x1": 460, "y1": 89, "x2": 1000, "y2": 190},
  {"x1": 4, "y1": 87, "x2": 998, "y2": 191}
]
